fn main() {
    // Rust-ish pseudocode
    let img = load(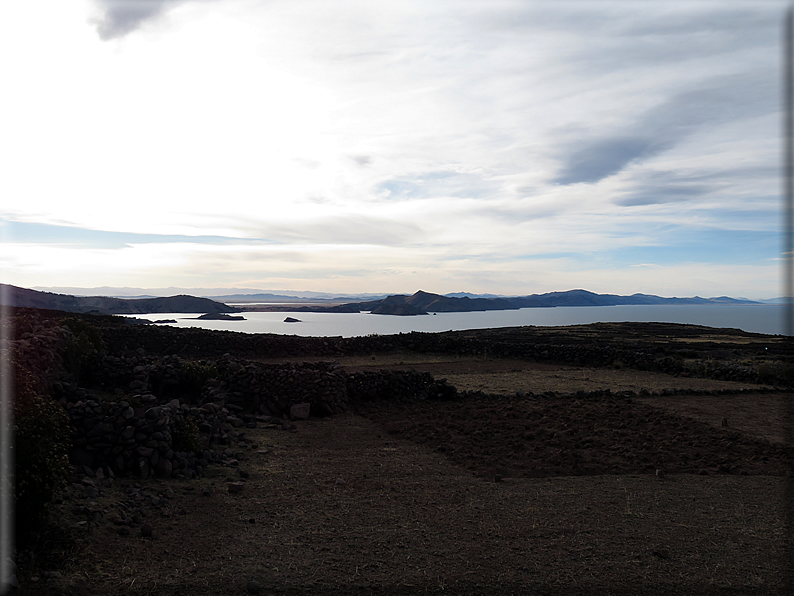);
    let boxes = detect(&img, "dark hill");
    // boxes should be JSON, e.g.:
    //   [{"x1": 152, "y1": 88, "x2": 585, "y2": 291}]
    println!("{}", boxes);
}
[
  {"x1": 406, "y1": 290, "x2": 519, "y2": 312},
  {"x1": 0, "y1": 284, "x2": 239, "y2": 315},
  {"x1": 371, "y1": 302, "x2": 428, "y2": 316}
]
